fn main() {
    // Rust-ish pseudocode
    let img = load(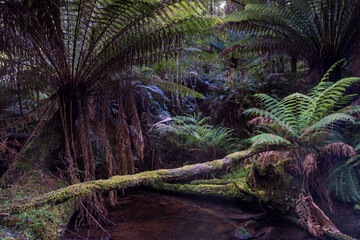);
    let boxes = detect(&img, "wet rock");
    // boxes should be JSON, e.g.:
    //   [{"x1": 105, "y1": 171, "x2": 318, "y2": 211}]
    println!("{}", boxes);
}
[
  {"x1": 164, "y1": 205, "x2": 182, "y2": 214},
  {"x1": 243, "y1": 220, "x2": 259, "y2": 229},
  {"x1": 234, "y1": 227, "x2": 252, "y2": 240}
]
